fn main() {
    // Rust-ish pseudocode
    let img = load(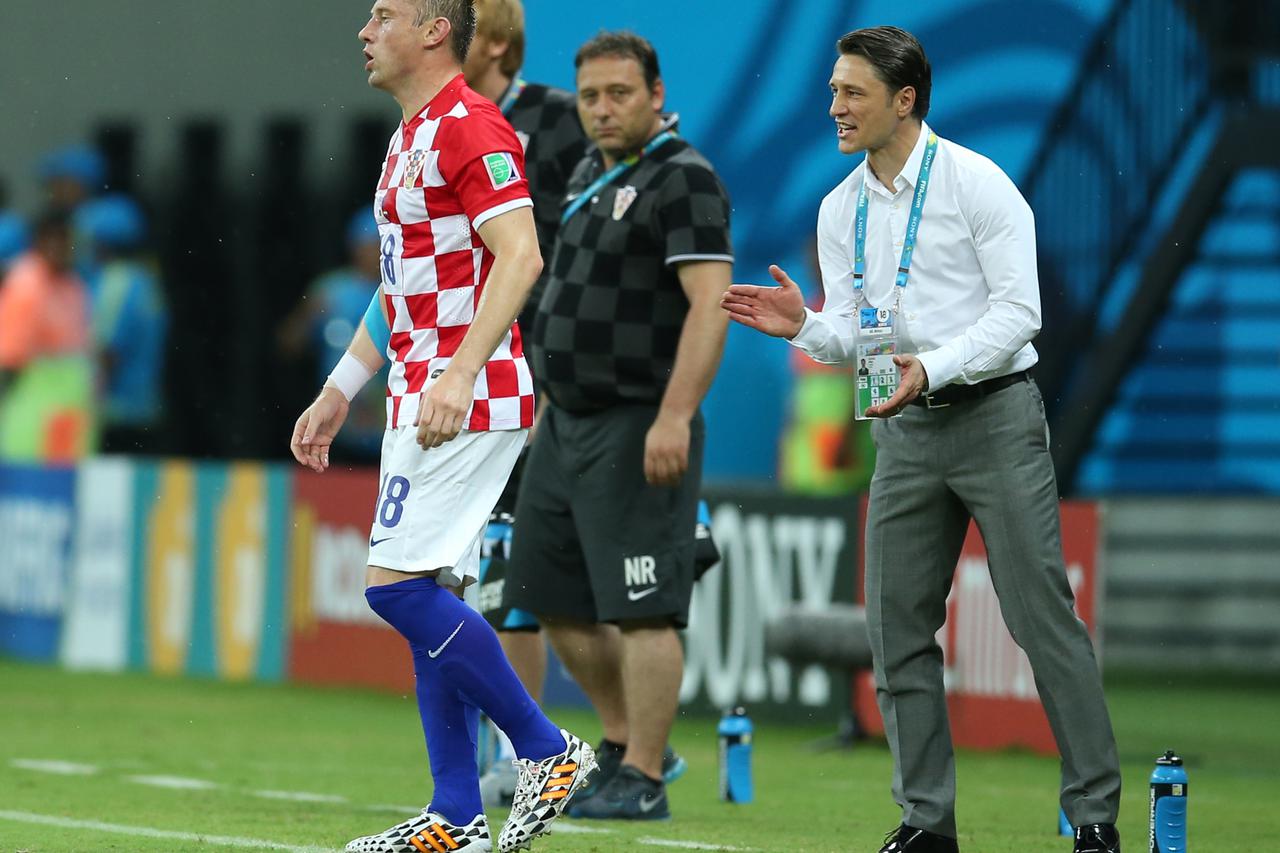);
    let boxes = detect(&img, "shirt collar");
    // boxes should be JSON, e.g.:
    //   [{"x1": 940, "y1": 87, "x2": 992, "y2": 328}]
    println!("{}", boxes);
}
[
  {"x1": 404, "y1": 73, "x2": 468, "y2": 129},
  {"x1": 863, "y1": 120, "x2": 932, "y2": 196},
  {"x1": 588, "y1": 112, "x2": 680, "y2": 169}
]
